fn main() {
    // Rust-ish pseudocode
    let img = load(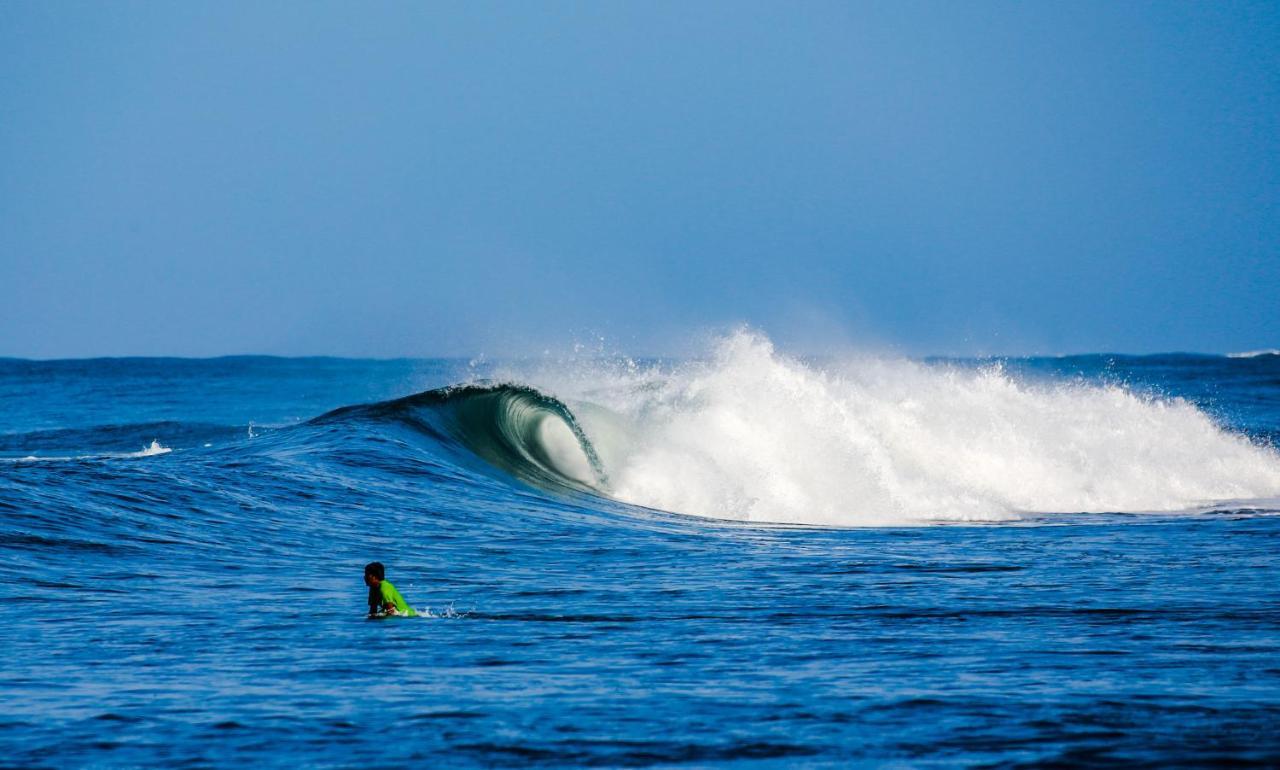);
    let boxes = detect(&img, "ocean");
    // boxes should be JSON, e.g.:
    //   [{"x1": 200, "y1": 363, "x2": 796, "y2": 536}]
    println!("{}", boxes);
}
[{"x1": 2, "y1": 331, "x2": 1279, "y2": 767}]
